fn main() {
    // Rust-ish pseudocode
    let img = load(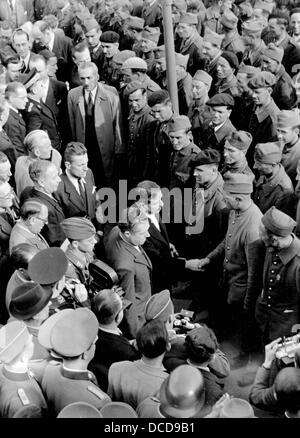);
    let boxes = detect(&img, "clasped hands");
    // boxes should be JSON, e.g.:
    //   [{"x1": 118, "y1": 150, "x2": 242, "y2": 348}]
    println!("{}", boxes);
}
[{"x1": 185, "y1": 257, "x2": 211, "y2": 271}]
